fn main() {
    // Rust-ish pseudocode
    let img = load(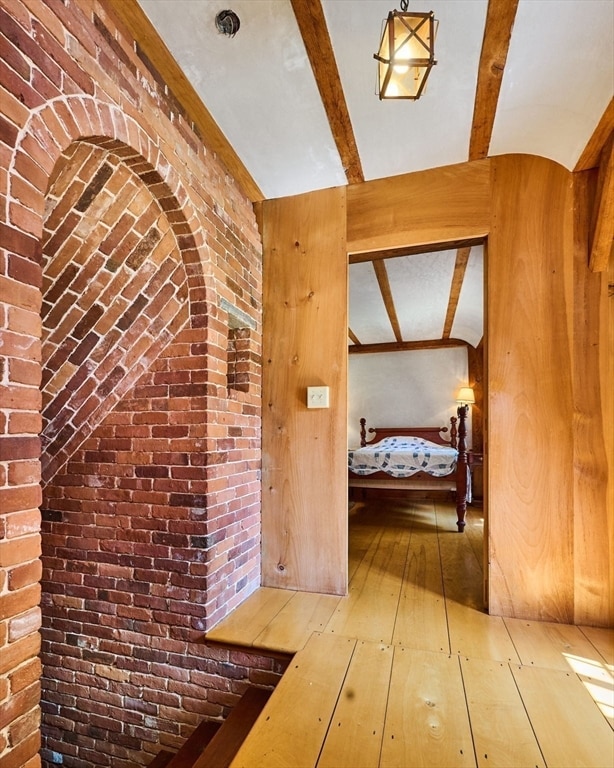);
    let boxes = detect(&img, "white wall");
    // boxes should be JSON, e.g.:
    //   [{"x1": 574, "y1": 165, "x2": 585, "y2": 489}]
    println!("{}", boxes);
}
[{"x1": 348, "y1": 347, "x2": 470, "y2": 448}]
